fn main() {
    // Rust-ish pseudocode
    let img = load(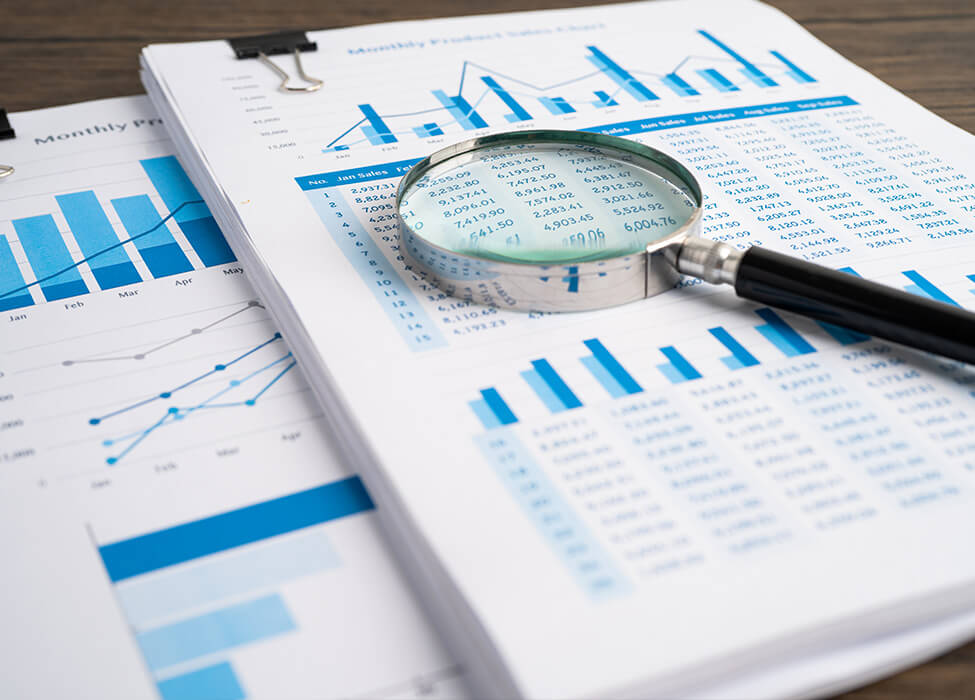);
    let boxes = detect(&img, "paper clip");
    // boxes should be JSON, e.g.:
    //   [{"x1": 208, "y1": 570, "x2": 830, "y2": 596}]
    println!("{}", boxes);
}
[
  {"x1": 228, "y1": 31, "x2": 323, "y2": 94},
  {"x1": 0, "y1": 108, "x2": 14, "y2": 180}
]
